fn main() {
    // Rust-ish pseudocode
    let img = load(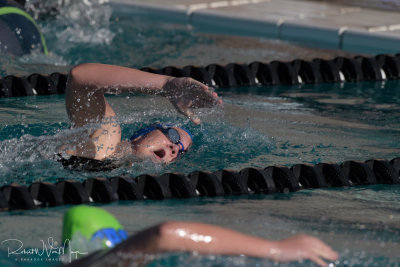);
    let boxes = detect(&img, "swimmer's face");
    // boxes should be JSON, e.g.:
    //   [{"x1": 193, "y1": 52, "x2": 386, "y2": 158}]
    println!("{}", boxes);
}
[{"x1": 131, "y1": 127, "x2": 192, "y2": 163}]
